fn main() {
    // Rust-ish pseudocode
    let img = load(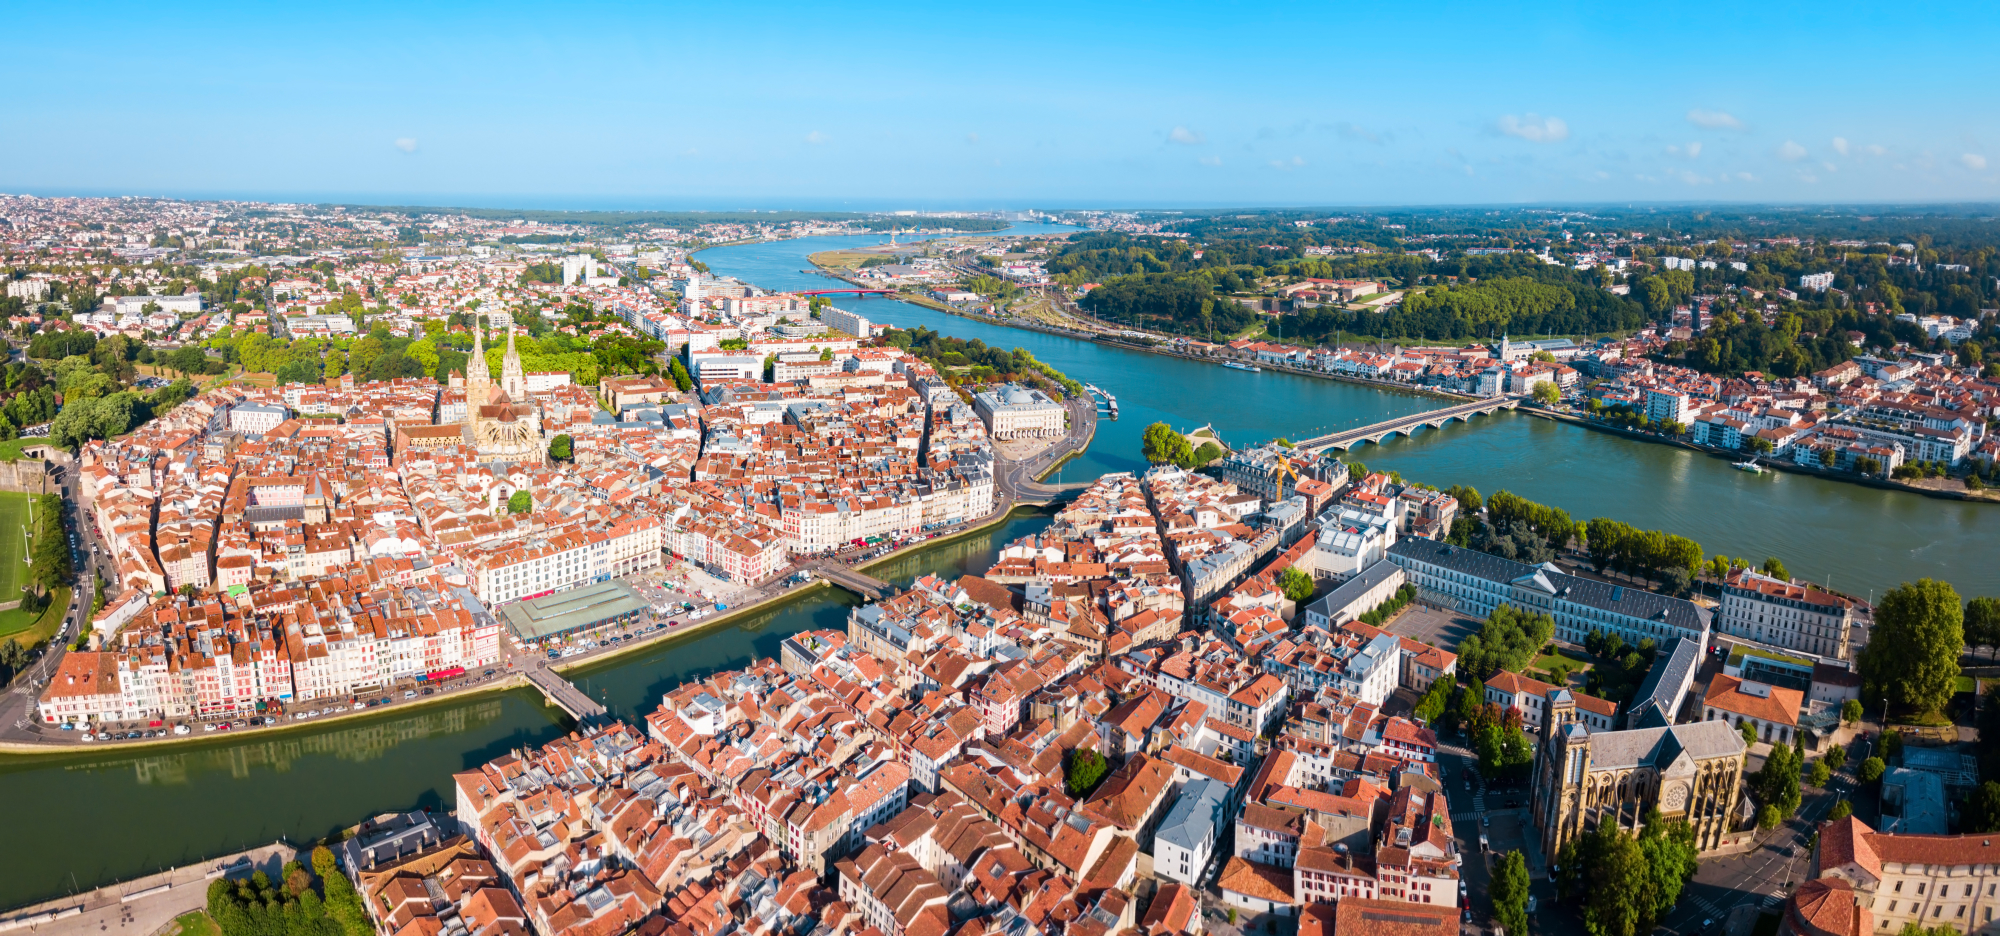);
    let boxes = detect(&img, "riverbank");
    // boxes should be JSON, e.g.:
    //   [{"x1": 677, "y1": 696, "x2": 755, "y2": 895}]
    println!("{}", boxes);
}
[
  {"x1": 1524, "y1": 407, "x2": 2000, "y2": 505},
  {"x1": 562, "y1": 500, "x2": 1048, "y2": 682},
  {"x1": 0, "y1": 842, "x2": 291, "y2": 925},
  {"x1": 0, "y1": 668, "x2": 534, "y2": 757}
]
